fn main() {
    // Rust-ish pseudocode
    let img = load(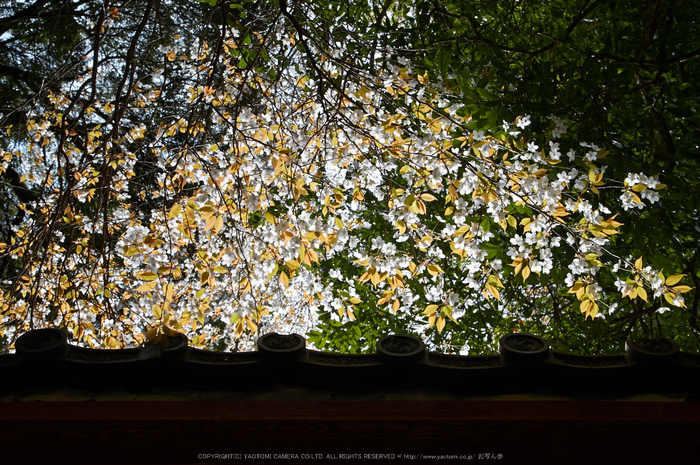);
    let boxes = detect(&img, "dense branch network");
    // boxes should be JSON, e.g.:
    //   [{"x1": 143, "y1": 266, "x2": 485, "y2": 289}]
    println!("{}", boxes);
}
[{"x1": 0, "y1": 0, "x2": 694, "y2": 354}]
